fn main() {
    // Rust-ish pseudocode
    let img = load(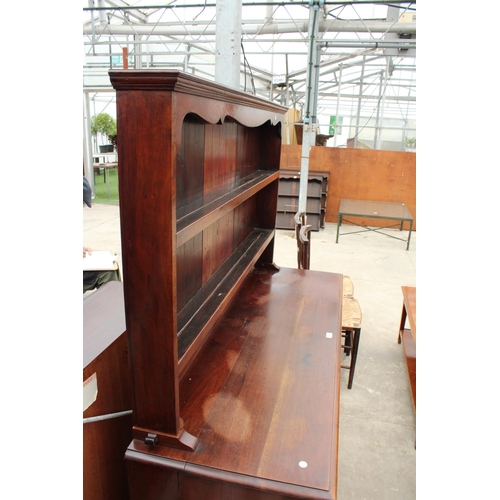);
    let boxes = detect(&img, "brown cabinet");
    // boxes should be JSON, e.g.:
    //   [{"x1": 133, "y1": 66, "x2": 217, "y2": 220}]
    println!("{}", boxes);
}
[
  {"x1": 83, "y1": 281, "x2": 132, "y2": 500},
  {"x1": 276, "y1": 169, "x2": 329, "y2": 231},
  {"x1": 109, "y1": 70, "x2": 342, "y2": 499}
]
